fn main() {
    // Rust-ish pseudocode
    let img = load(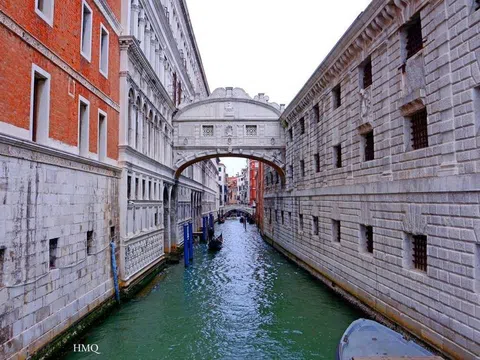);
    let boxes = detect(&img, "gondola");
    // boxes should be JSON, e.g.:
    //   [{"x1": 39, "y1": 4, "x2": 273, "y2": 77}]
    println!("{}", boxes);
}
[
  {"x1": 336, "y1": 319, "x2": 435, "y2": 360},
  {"x1": 208, "y1": 233, "x2": 223, "y2": 251}
]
